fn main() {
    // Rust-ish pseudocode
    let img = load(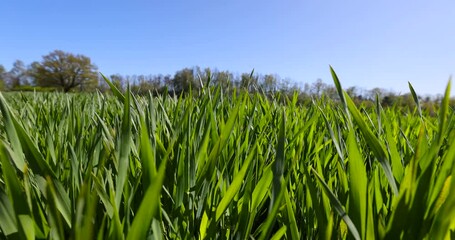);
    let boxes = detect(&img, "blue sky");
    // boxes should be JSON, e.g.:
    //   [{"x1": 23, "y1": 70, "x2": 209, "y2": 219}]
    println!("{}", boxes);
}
[{"x1": 1, "y1": 0, "x2": 454, "y2": 95}]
